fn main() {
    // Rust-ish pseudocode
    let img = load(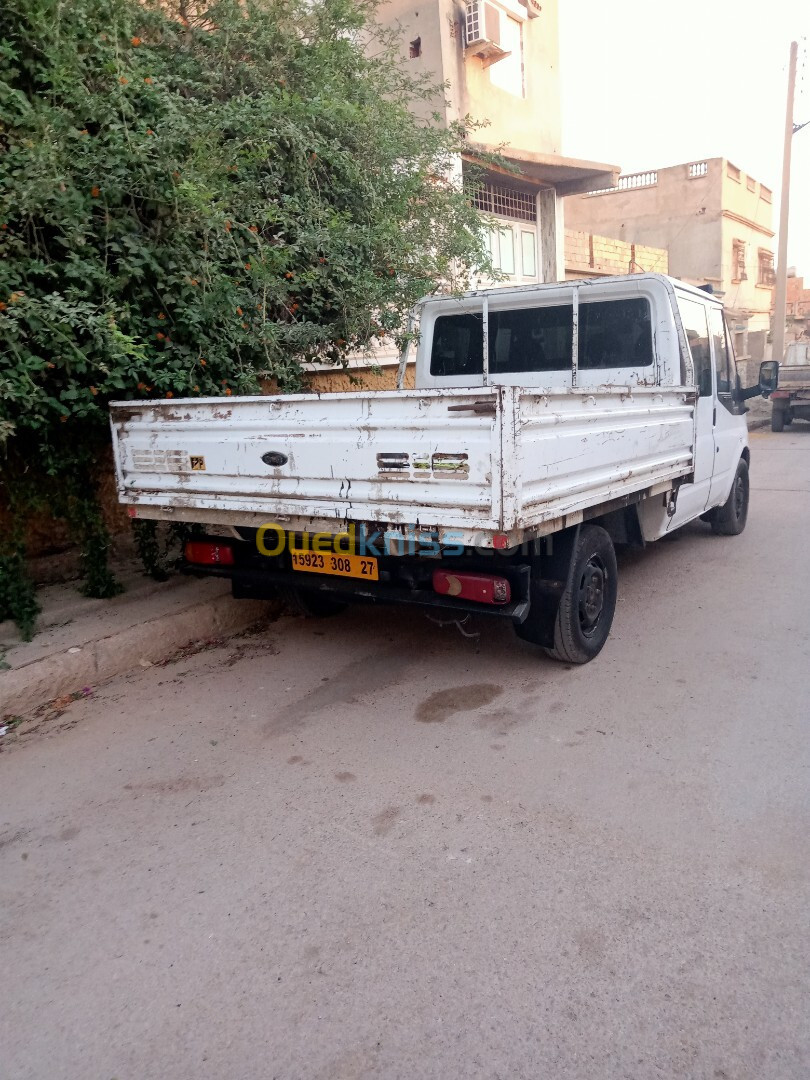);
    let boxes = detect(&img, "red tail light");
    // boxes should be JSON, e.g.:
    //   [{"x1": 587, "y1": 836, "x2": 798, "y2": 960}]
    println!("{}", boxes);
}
[
  {"x1": 432, "y1": 569, "x2": 511, "y2": 605},
  {"x1": 184, "y1": 541, "x2": 234, "y2": 566}
]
